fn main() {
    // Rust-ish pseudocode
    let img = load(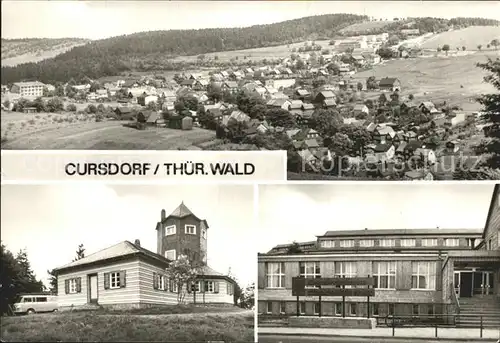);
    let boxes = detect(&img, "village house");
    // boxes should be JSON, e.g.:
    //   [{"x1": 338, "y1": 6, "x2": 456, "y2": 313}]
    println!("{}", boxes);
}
[
  {"x1": 267, "y1": 99, "x2": 292, "y2": 111},
  {"x1": 314, "y1": 90, "x2": 336, "y2": 105},
  {"x1": 446, "y1": 140, "x2": 460, "y2": 153},
  {"x1": 137, "y1": 94, "x2": 158, "y2": 107},
  {"x1": 54, "y1": 203, "x2": 237, "y2": 310},
  {"x1": 378, "y1": 78, "x2": 401, "y2": 92},
  {"x1": 419, "y1": 102, "x2": 440, "y2": 115},
  {"x1": 10, "y1": 81, "x2": 46, "y2": 98},
  {"x1": 222, "y1": 81, "x2": 239, "y2": 93},
  {"x1": 258, "y1": 184, "x2": 500, "y2": 319}
]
